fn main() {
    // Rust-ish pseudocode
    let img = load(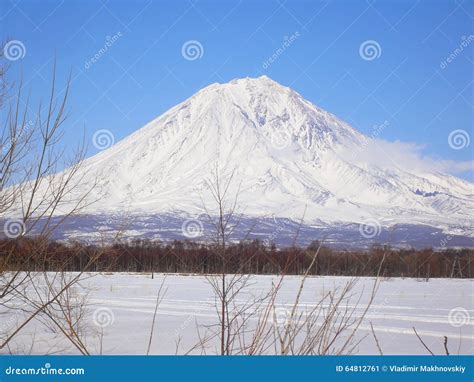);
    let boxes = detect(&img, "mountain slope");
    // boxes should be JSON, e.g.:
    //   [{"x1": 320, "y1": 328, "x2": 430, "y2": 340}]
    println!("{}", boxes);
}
[{"x1": 11, "y1": 76, "x2": 474, "y2": 244}]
